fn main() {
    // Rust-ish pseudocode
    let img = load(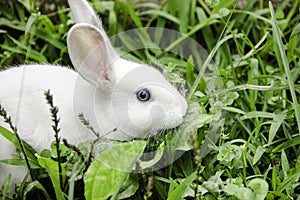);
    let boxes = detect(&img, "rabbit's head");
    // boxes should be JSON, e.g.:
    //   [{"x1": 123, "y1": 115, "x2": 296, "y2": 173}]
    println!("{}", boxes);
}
[{"x1": 67, "y1": 0, "x2": 188, "y2": 139}]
